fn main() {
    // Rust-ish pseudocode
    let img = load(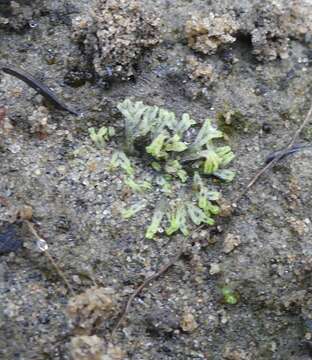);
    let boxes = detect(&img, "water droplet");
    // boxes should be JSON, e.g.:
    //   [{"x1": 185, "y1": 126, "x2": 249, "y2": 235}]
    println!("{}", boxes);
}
[
  {"x1": 36, "y1": 238, "x2": 48, "y2": 252},
  {"x1": 29, "y1": 20, "x2": 38, "y2": 28}
]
